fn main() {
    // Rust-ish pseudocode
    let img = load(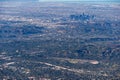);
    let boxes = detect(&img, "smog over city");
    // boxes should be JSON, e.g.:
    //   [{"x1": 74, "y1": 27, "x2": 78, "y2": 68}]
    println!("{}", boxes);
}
[{"x1": 0, "y1": 0, "x2": 120, "y2": 80}]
